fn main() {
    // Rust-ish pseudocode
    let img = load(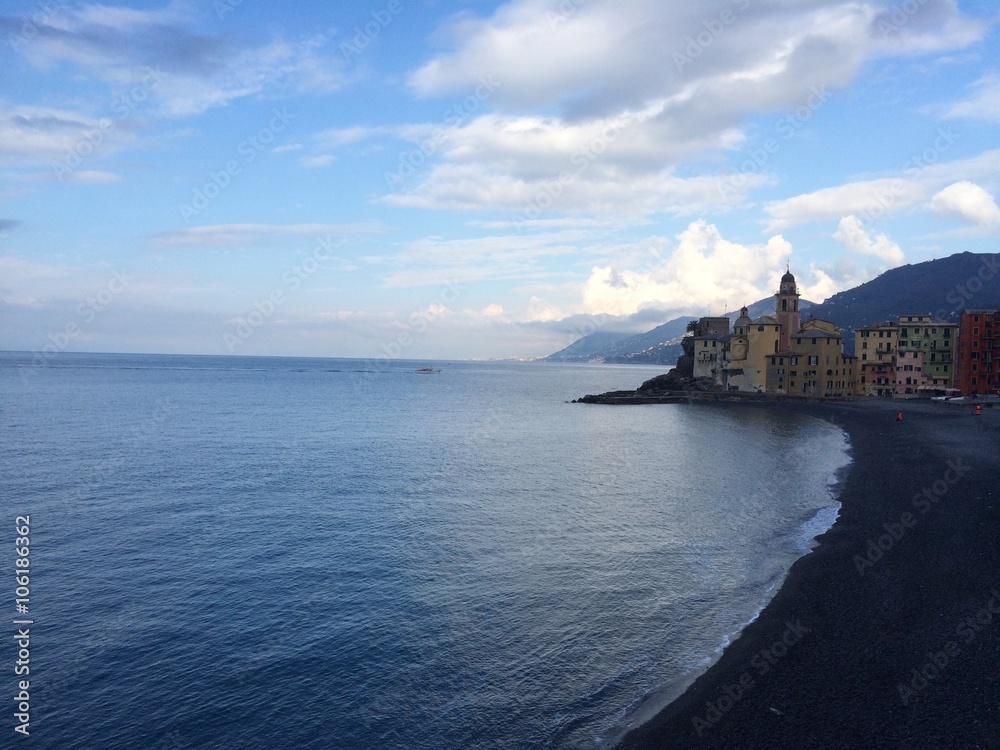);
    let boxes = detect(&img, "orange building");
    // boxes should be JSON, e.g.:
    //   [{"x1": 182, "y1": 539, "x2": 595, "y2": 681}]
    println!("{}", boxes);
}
[{"x1": 956, "y1": 310, "x2": 999, "y2": 395}]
